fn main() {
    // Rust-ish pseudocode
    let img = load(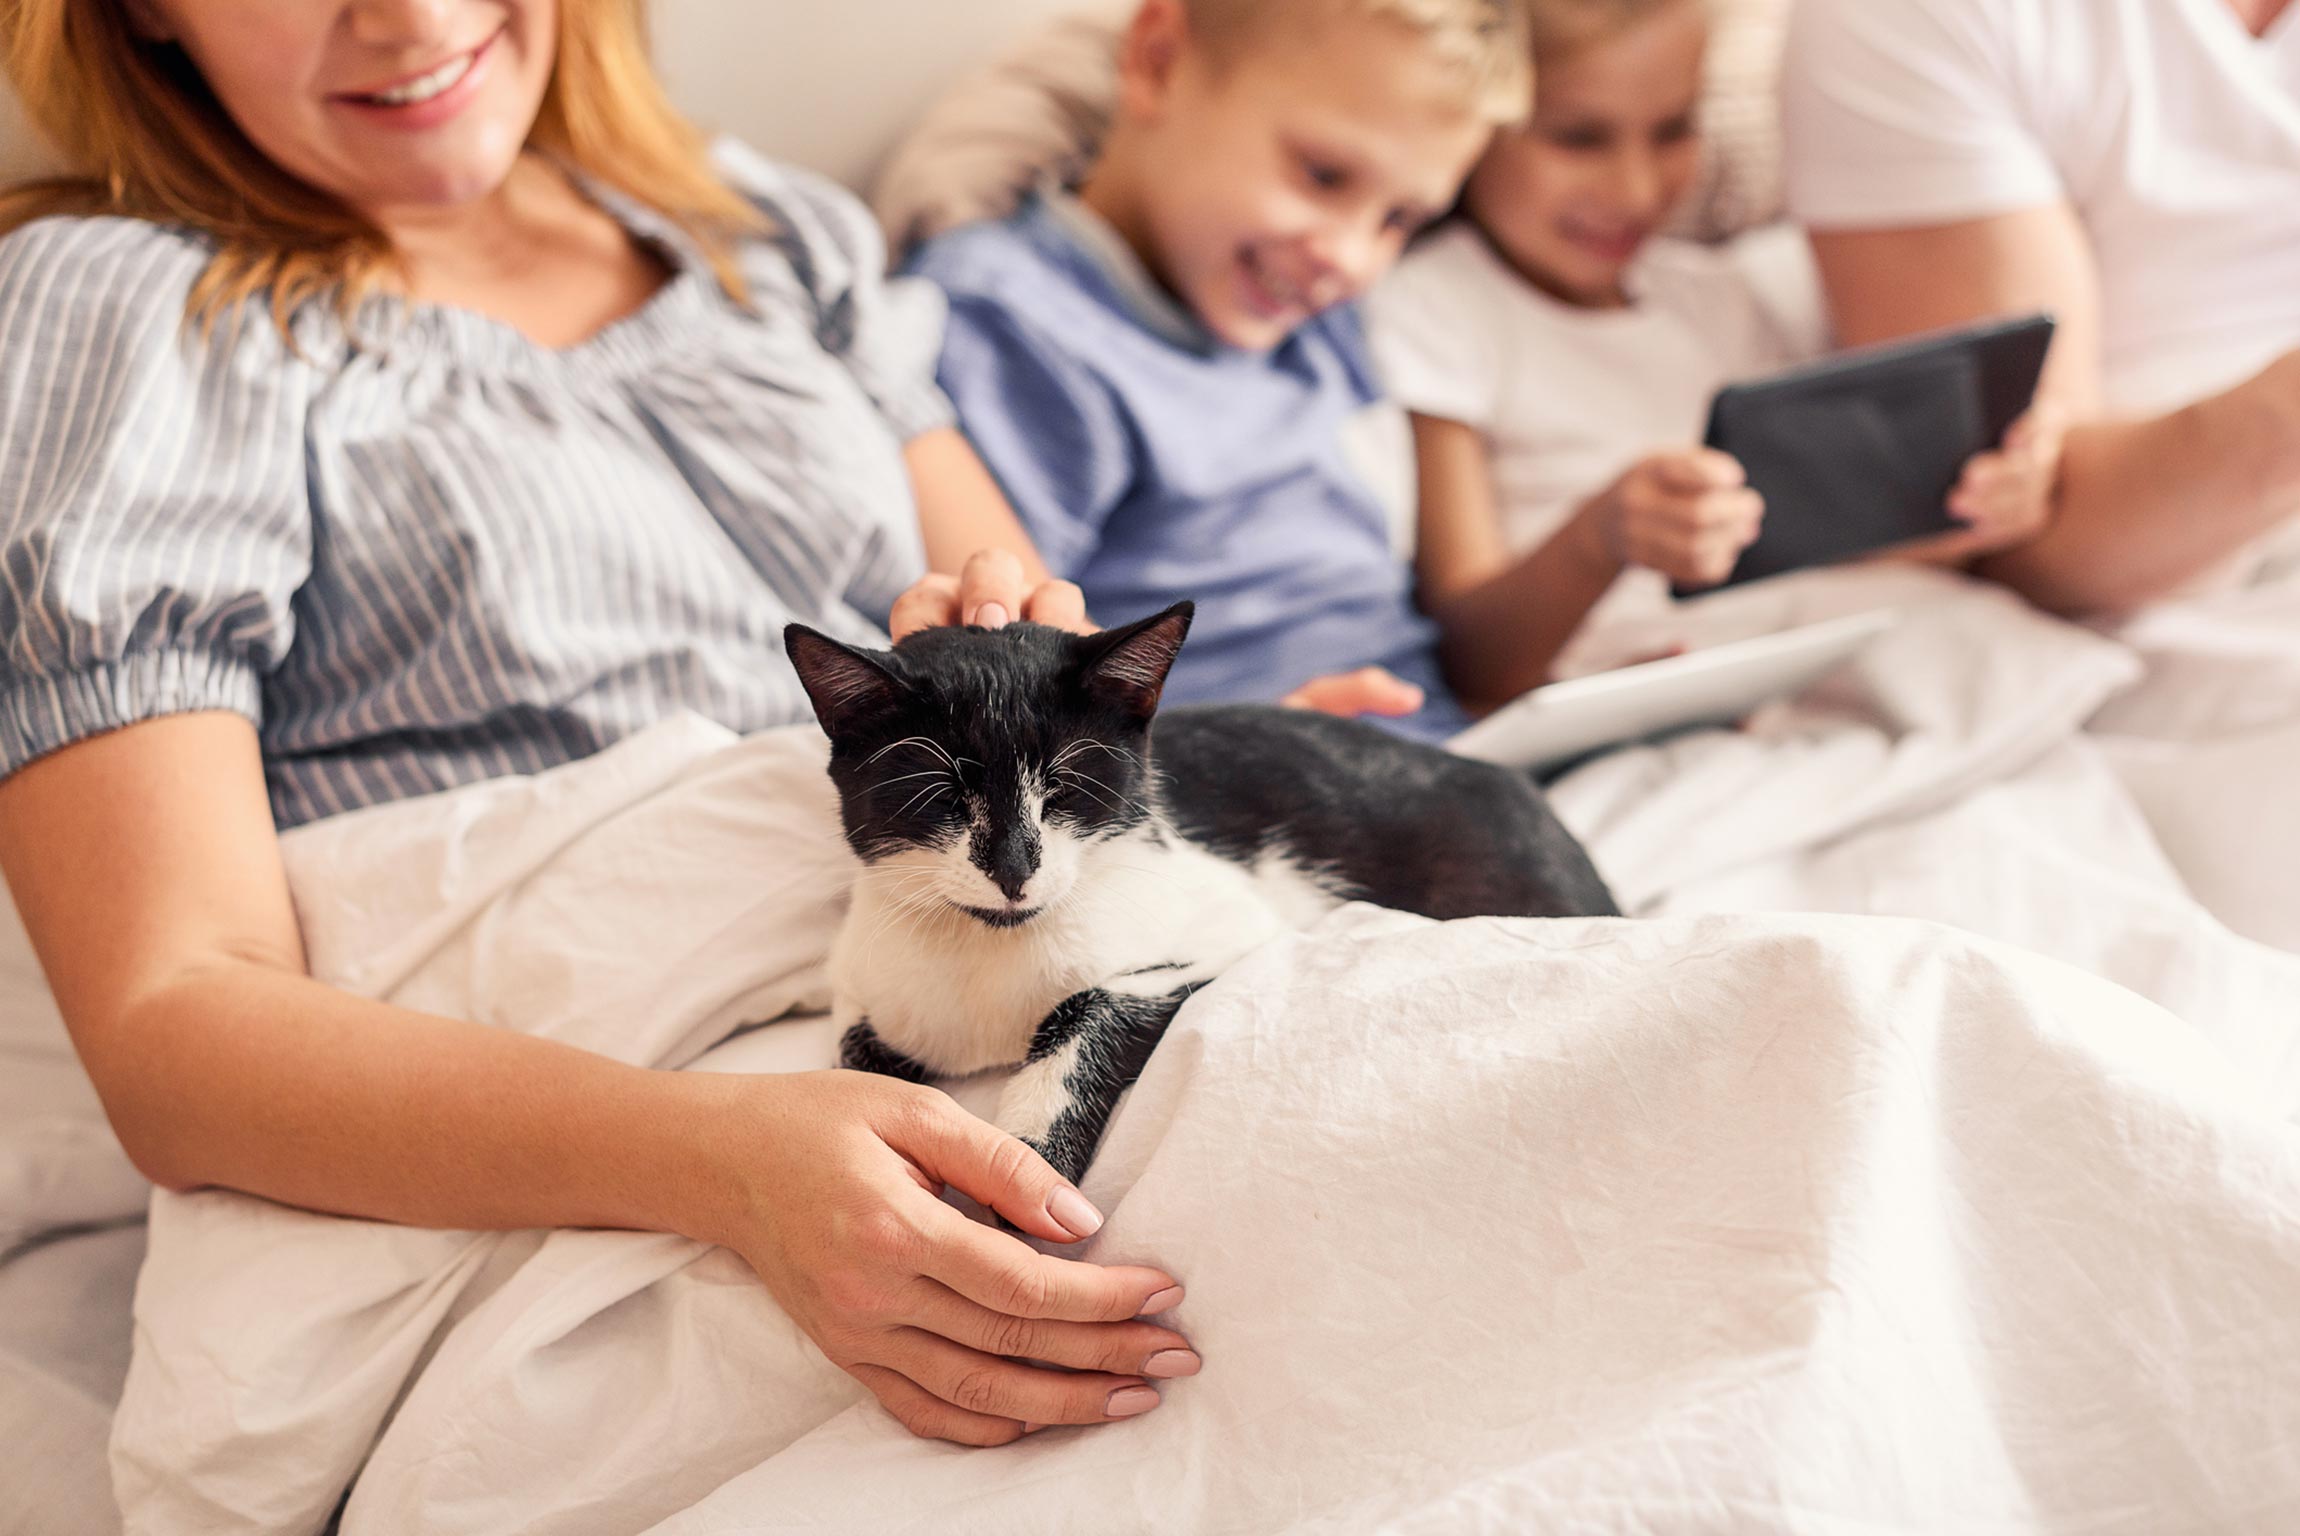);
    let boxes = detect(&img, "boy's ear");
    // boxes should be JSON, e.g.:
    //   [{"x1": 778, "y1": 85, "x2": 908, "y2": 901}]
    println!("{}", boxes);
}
[
  {"x1": 1073, "y1": 602, "x2": 1194, "y2": 721},
  {"x1": 1116, "y1": 0, "x2": 1192, "y2": 122},
  {"x1": 784, "y1": 626, "x2": 910, "y2": 739}
]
